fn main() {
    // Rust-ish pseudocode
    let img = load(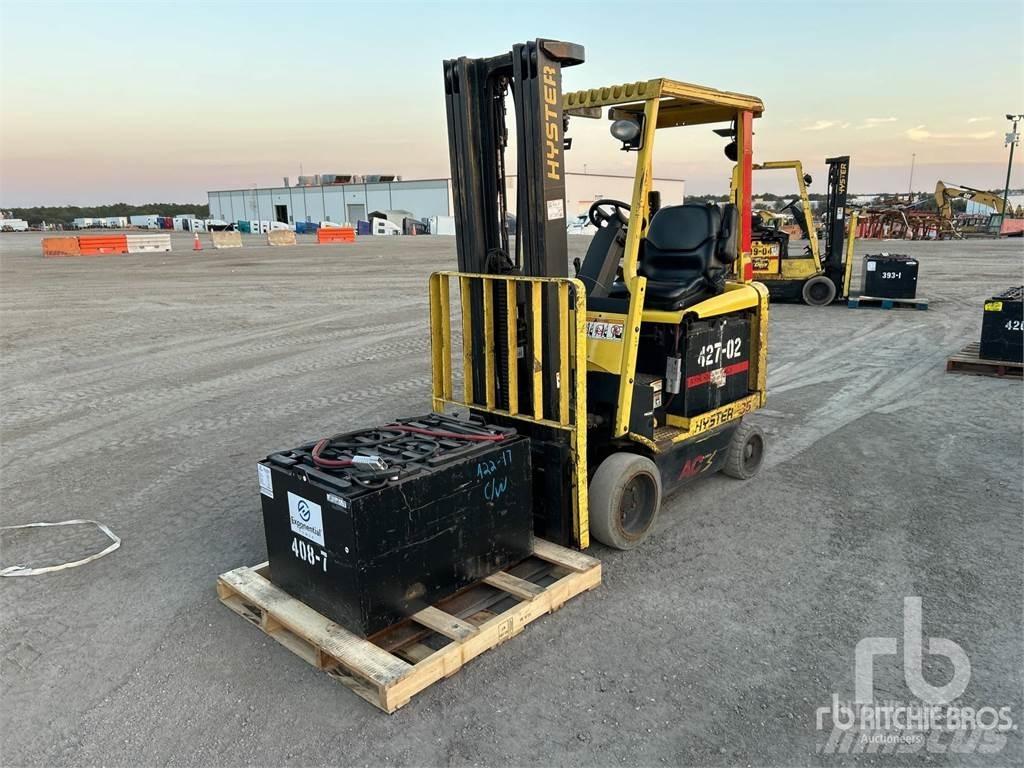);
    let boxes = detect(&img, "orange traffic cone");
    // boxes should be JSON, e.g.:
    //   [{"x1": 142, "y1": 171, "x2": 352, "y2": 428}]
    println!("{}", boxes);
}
[{"x1": 193, "y1": 232, "x2": 202, "y2": 251}]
